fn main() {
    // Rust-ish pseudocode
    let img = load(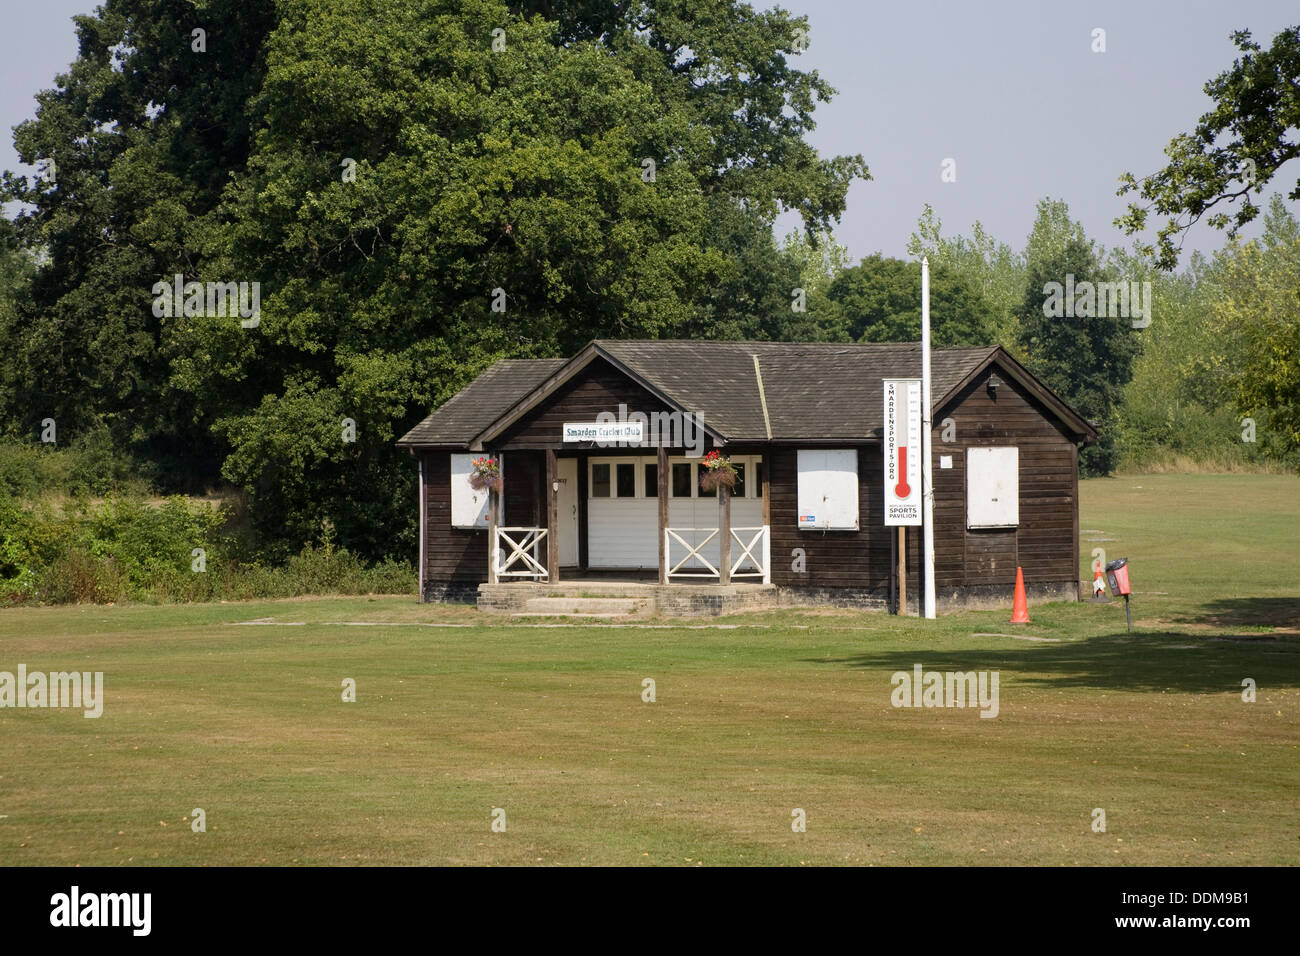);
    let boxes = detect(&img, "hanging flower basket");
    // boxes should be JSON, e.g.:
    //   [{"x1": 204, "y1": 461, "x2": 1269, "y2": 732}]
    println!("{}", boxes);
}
[
  {"x1": 699, "y1": 449, "x2": 737, "y2": 492},
  {"x1": 468, "y1": 456, "x2": 503, "y2": 493}
]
